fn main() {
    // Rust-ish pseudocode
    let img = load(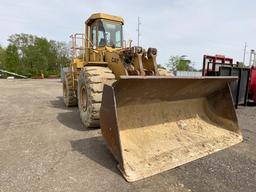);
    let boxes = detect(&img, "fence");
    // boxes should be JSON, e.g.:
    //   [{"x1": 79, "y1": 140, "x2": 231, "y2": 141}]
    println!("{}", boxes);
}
[{"x1": 174, "y1": 71, "x2": 202, "y2": 77}]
